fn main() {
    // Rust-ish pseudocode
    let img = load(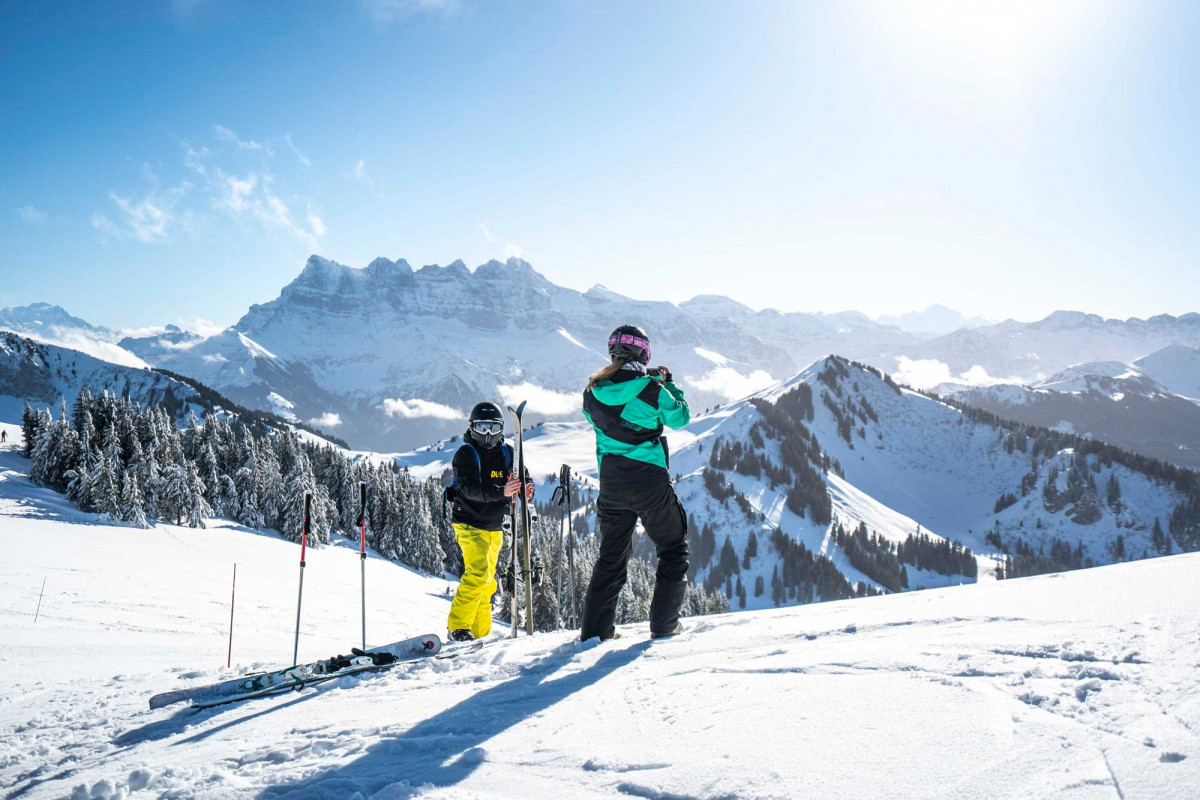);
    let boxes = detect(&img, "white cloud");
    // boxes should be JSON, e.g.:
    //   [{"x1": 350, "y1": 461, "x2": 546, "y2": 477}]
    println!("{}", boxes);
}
[
  {"x1": 495, "y1": 382, "x2": 579, "y2": 417},
  {"x1": 362, "y1": 0, "x2": 458, "y2": 24},
  {"x1": 210, "y1": 168, "x2": 320, "y2": 248},
  {"x1": 687, "y1": 367, "x2": 775, "y2": 402},
  {"x1": 380, "y1": 398, "x2": 465, "y2": 420},
  {"x1": 184, "y1": 317, "x2": 224, "y2": 337},
  {"x1": 11, "y1": 328, "x2": 149, "y2": 369},
  {"x1": 100, "y1": 127, "x2": 319, "y2": 249},
  {"x1": 892, "y1": 356, "x2": 1023, "y2": 391},
  {"x1": 307, "y1": 206, "x2": 327, "y2": 237},
  {"x1": 91, "y1": 176, "x2": 189, "y2": 244},
  {"x1": 183, "y1": 142, "x2": 210, "y2": 175},
  {"x1": 285, "y1": 134, "x2": 310, "y2": 167},
  {"x1": 17, "y1": 205, "x2": 47, "y2": 224},
  {"x1": 221, "y1": 172, "x2": 258, "y2": 213},
  {"x1": 480, "y1": 221, "x2": 523, "y2": 259},
  {"x1": 308, "y1": 412, "x2": 342, "y2": 428},
  {"x1": 214, "y1": 124, "x2": 268, "y2": 154},
  {"x1": 351, "y1": 159, "x2": 369, "y2": 181}
]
